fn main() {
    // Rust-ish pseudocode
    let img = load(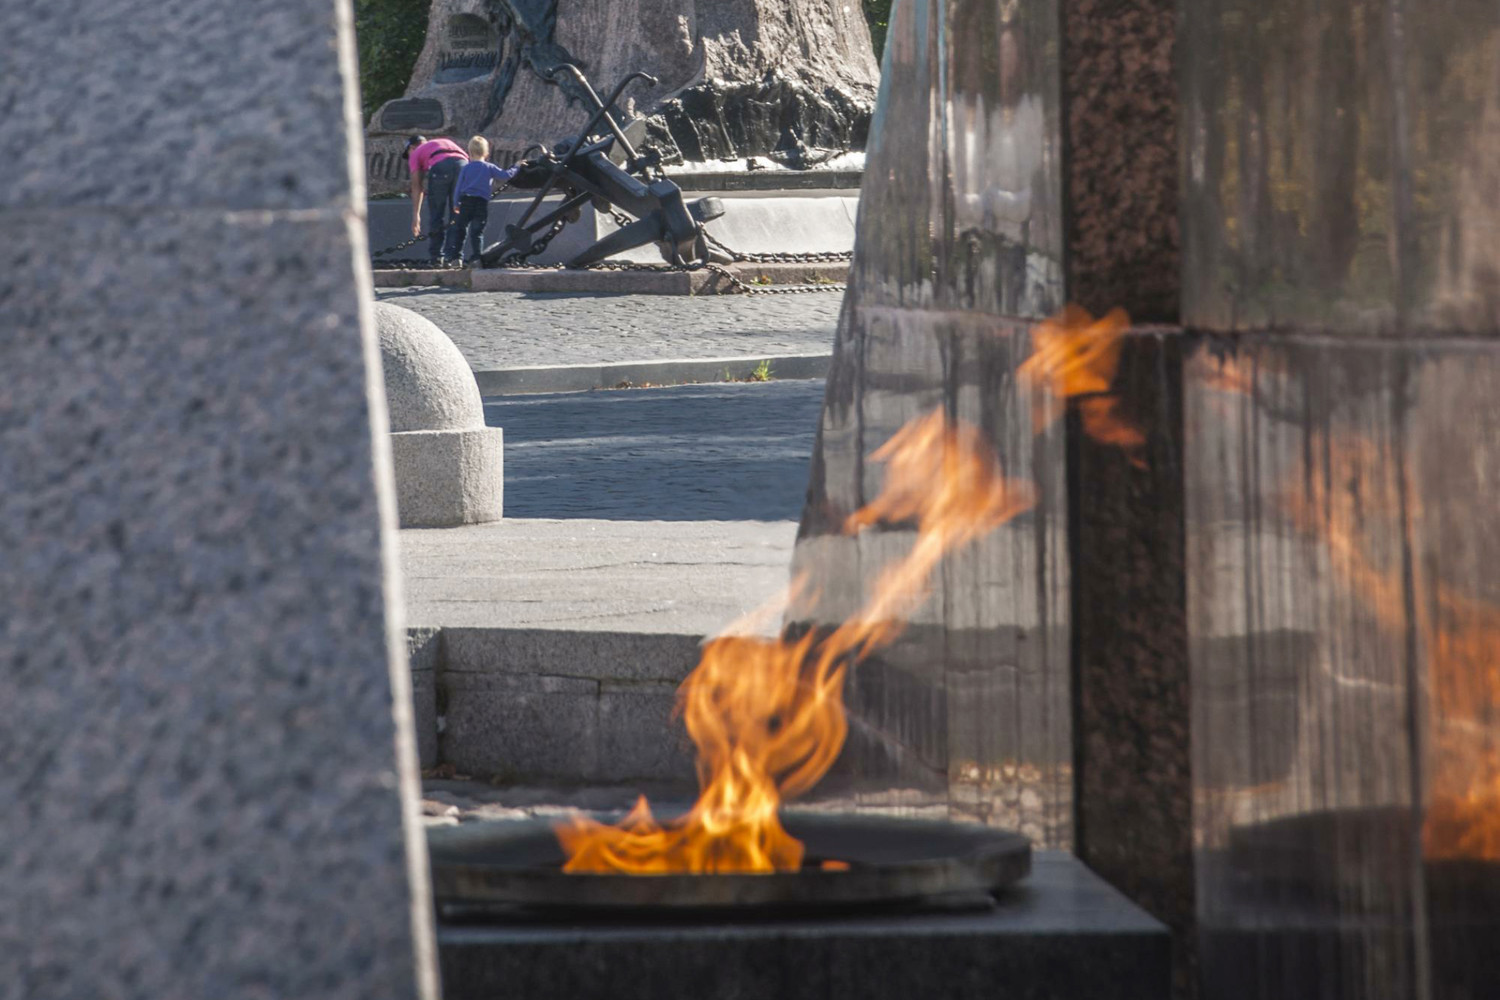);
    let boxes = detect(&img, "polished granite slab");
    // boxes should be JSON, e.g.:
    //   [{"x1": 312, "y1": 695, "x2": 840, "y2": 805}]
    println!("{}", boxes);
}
[{"x1": 436, "y1": 851, "x2": 1169, "y2": 1000}]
